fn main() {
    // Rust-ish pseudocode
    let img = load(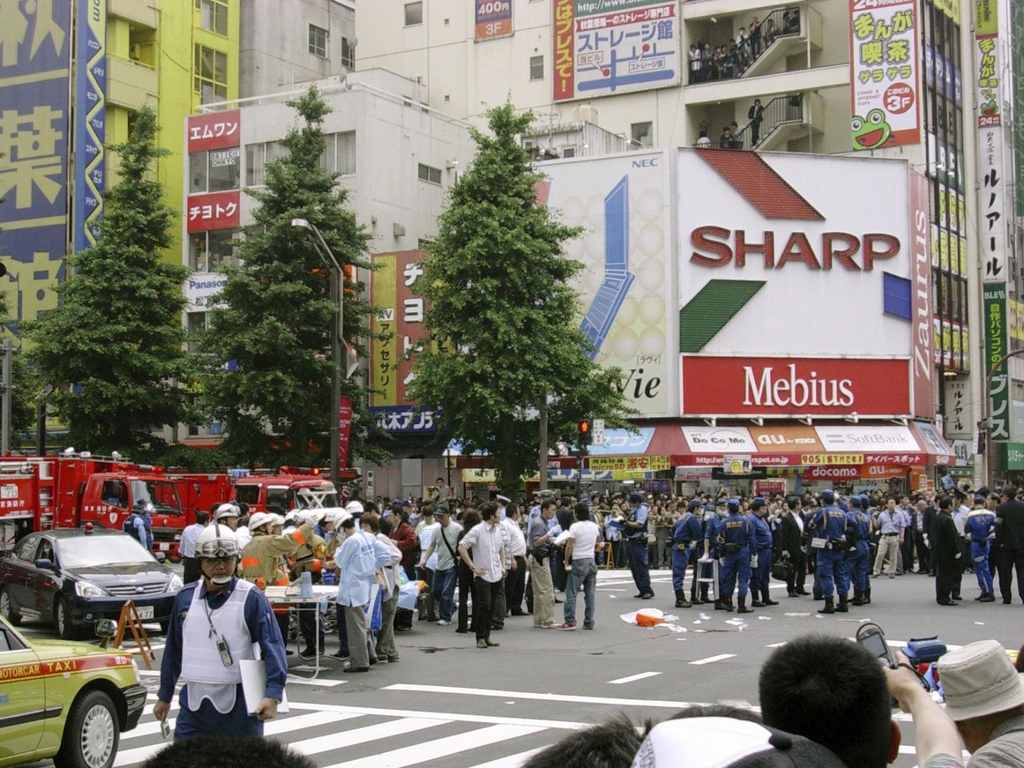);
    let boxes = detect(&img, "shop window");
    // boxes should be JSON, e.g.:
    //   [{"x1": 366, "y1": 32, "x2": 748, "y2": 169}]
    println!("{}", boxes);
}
[
  {"x1": 190, "y1": 229, "x2": 239, "y2": 273},
  {"x1": 189, "y1": 148, "x2": 240, "y2": 193}
]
